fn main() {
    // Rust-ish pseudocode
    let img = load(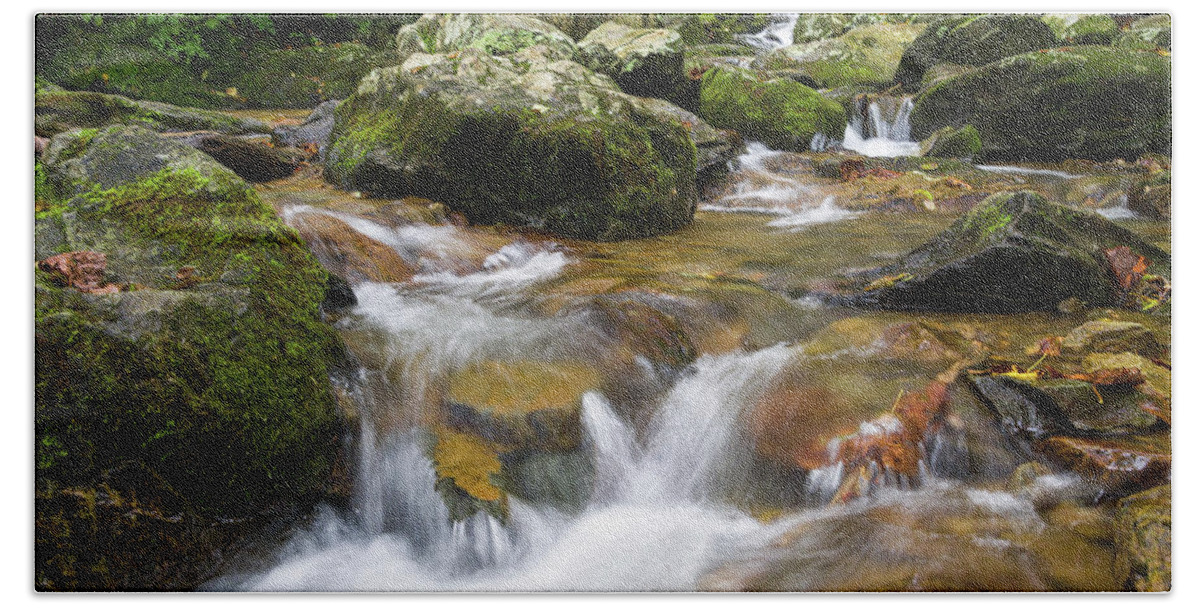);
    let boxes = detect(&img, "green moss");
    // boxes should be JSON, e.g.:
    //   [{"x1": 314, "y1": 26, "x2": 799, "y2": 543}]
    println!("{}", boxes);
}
[
  {"x1": 698, "y1": 67, "x2": 846, "y2": 151},
  {"x1": 228, "y1": 43, "x2": 394, "y2": 108}
]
